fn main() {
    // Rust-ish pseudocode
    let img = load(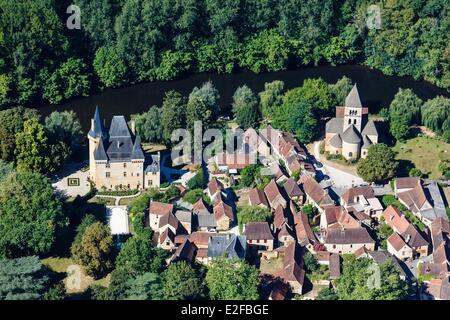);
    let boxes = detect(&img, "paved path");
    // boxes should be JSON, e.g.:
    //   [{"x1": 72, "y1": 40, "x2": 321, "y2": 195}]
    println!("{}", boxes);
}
[
  {"x1": 96, "y1": 191, "x2": 142, "y2": 206},
  {"x1": 312, "y1": 141, "x2": 365, "y2": 189}
]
